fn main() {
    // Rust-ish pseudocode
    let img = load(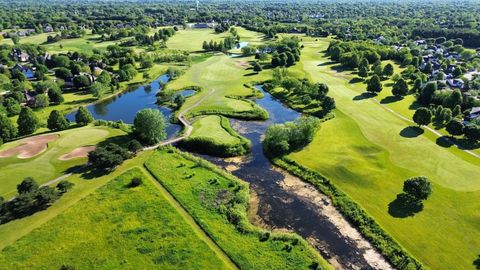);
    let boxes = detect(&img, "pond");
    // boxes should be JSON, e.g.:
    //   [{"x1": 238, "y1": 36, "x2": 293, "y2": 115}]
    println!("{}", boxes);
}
[{"x1": 66, "y1": 74, "x2": 194, "y2": 139}]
